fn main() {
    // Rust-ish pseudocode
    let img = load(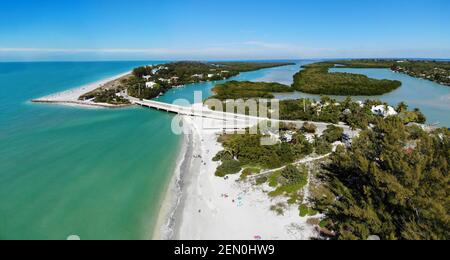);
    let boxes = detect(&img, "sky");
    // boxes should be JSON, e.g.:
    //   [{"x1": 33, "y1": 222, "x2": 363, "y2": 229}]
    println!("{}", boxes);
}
[{"x1": 0, "y1": 0, "x2": 449, "y2": 61}]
